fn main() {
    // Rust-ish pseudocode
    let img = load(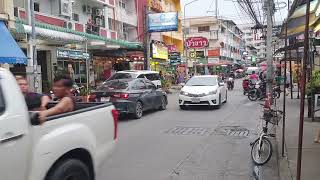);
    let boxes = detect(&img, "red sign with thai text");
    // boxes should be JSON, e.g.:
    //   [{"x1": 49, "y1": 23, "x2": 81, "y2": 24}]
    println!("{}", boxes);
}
[
  {"x1": 168, "y1": 45, "x2": 178, "y2": 53},
  {"x1": 208, "y1": 49, "x2": 220, "y2": 57},
  {"x1": 185, "y1": 37, "x2": 209, "y2": 49}
]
